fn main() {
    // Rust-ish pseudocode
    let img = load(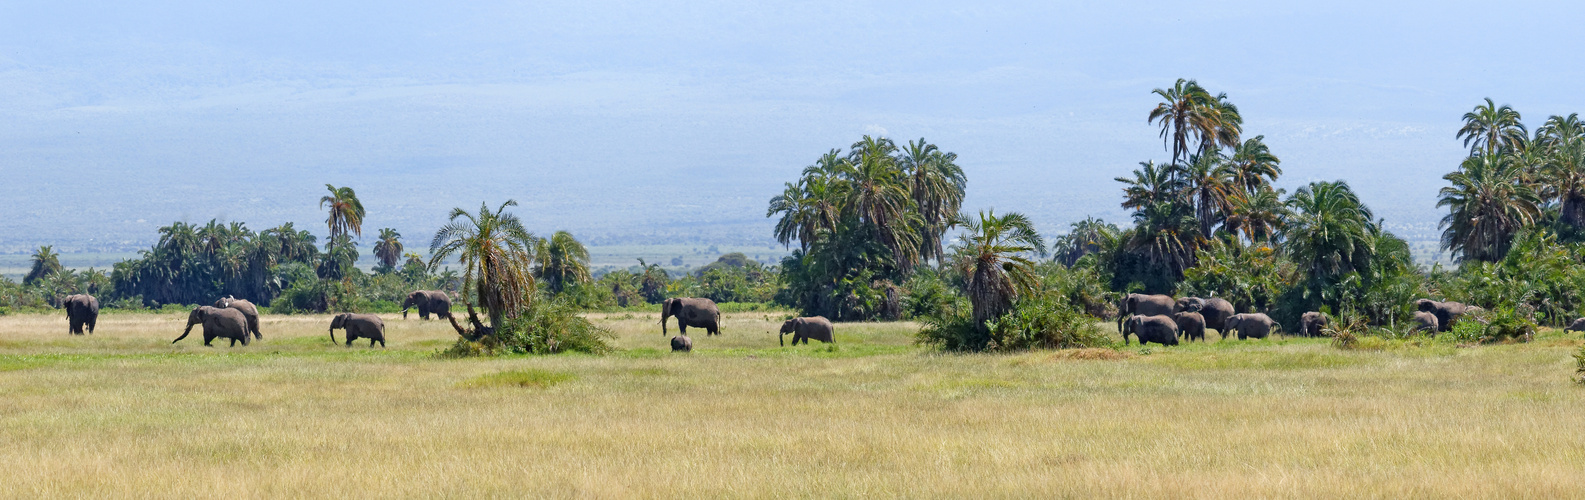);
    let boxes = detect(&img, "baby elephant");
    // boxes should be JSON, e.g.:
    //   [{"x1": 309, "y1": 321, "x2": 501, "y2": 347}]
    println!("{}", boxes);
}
[
  {"x1": 780, "y1": 316, "x2": 834, "y2": 346},
  {"x1": 670, "y1": 335, "x2": 692, "y2": 352},
  {"x1": 1172, "y1": 311, "x2": 1206, "y2": 342},
  {"x1": 1412, "y1": 311, "x2": 1440, "y2": 333},
  {"x1": 330, "y1": 313, "x2": 387, "y2": 347}
]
